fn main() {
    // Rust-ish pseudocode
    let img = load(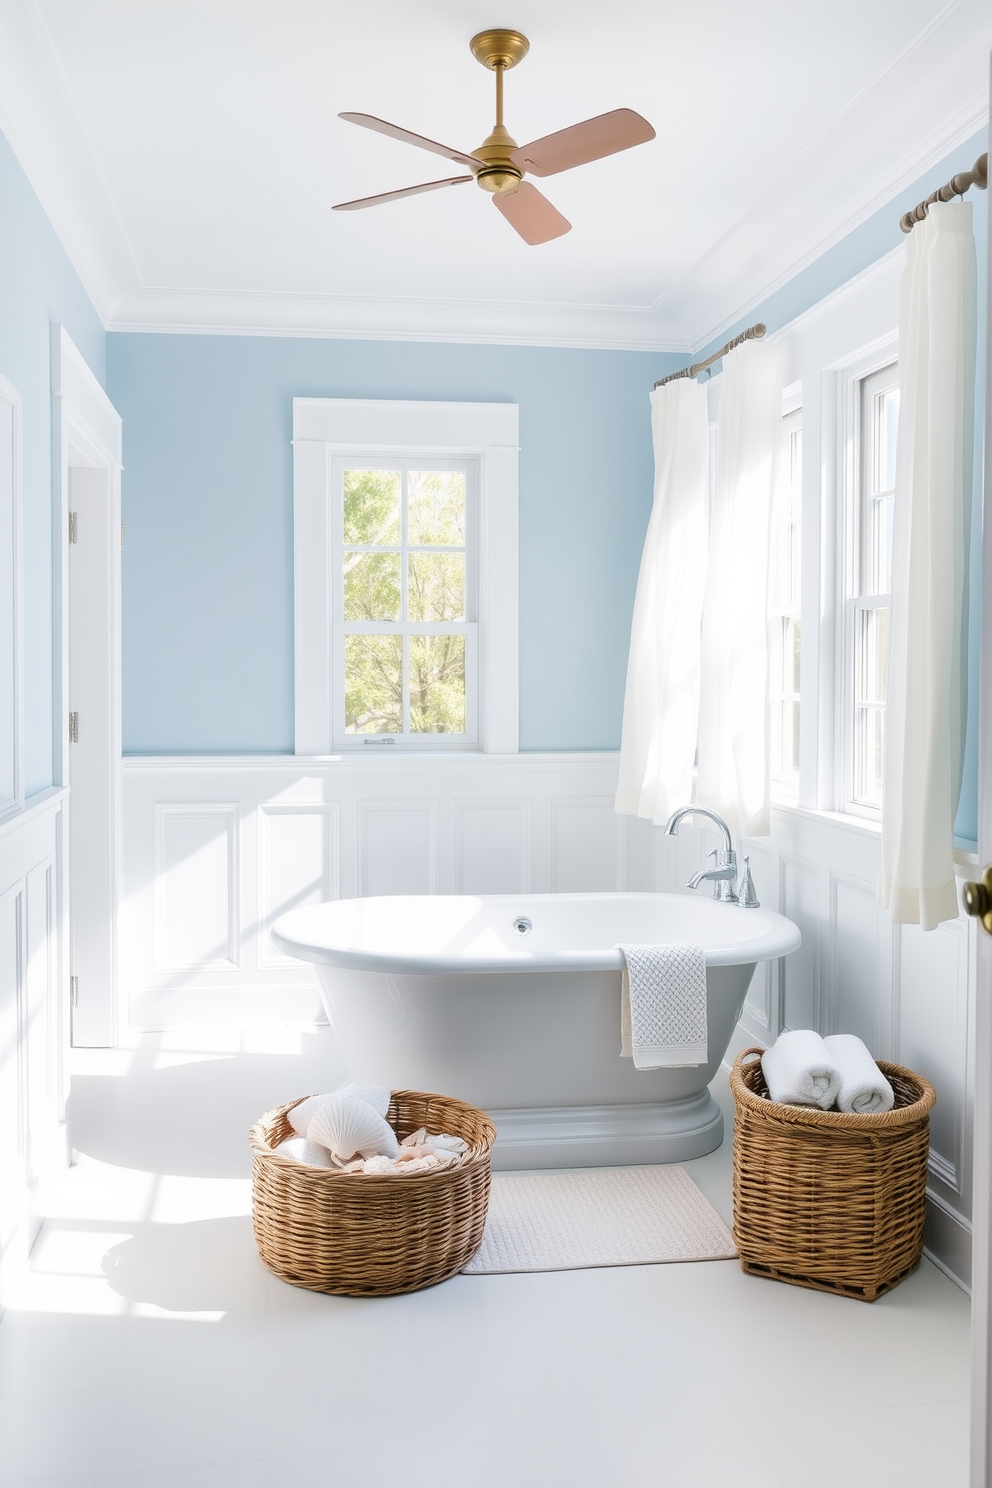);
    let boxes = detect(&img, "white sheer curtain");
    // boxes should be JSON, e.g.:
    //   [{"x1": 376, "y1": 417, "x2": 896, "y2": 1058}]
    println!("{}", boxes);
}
[
  {"x1": 695, "y1": 339, "x2": 784, "y2": 837},
  {"x1": 879, "y1": 200, "x2": 977, "y2": 930},
  {"x1": 615, "y1": 377, "x2": 709, "y2": 822}
]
